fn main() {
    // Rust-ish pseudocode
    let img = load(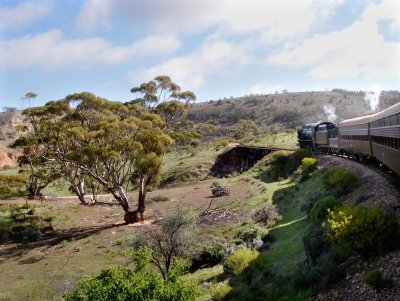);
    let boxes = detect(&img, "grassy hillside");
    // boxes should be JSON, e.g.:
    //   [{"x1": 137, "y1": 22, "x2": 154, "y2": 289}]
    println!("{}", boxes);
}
[{"x1": 188, "y1": 90, "x2": 400, "y2": 130}]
